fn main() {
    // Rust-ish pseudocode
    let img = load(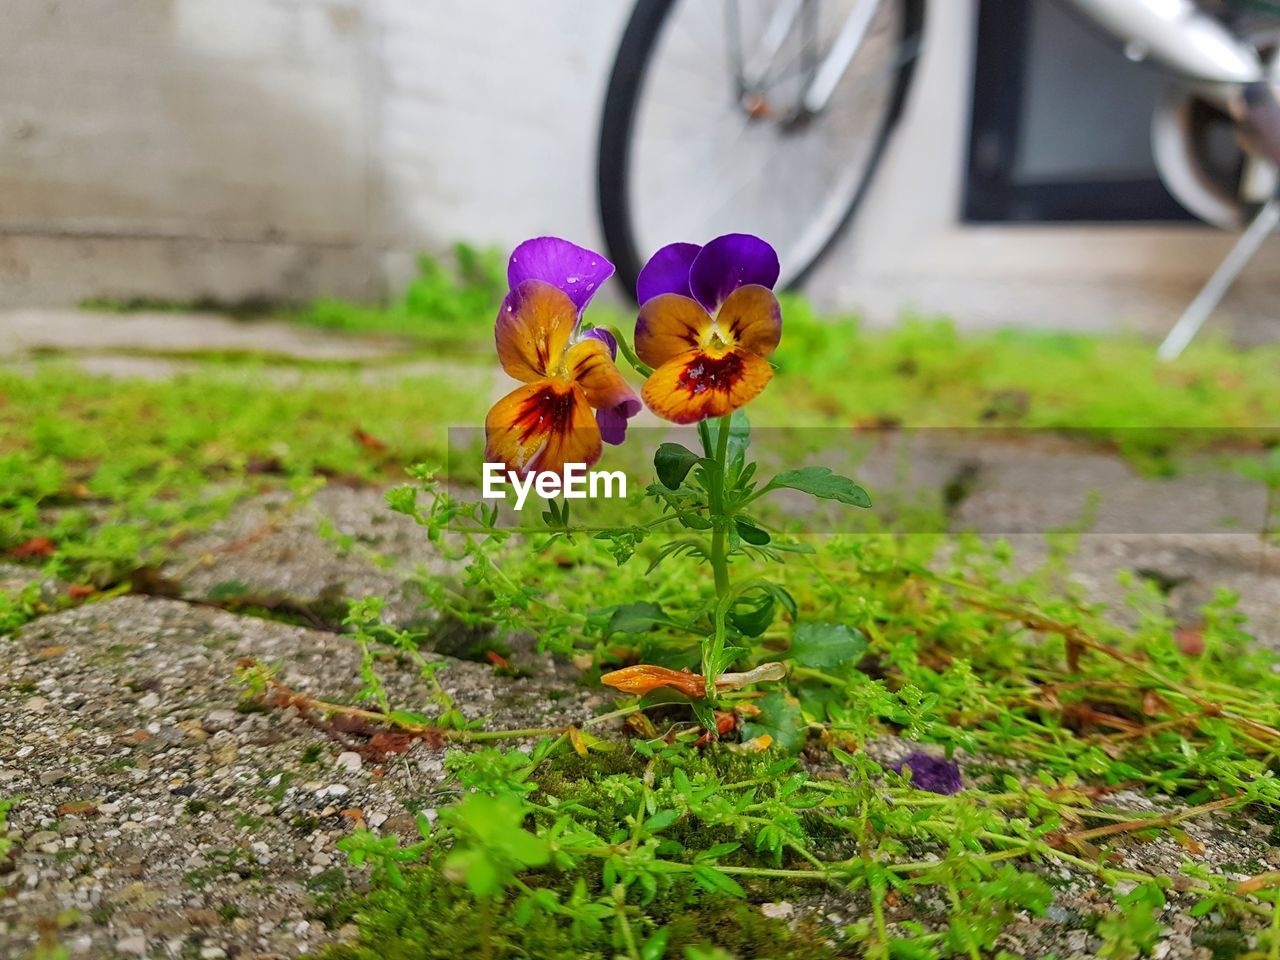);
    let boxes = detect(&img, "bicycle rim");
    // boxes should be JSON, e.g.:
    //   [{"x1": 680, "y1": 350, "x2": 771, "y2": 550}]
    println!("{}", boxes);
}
[{"x1": 599, "y1": 0, "x2": 922, "y2": 298}]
